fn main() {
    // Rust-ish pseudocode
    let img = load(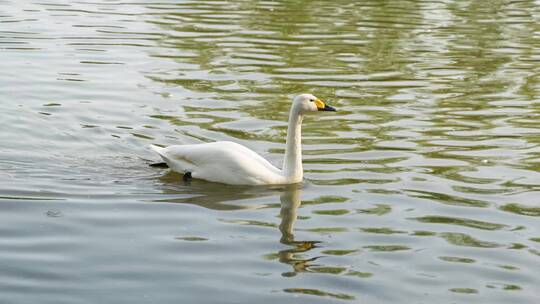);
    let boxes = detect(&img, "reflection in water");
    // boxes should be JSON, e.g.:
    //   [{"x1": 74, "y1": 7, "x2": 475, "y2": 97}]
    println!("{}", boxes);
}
[
  {"x1": 278, "y1": 184, "x2": 320, "y2": 276},
  {"x1": 153, "y1": 171, "x2": 283, "y2": 210}
]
